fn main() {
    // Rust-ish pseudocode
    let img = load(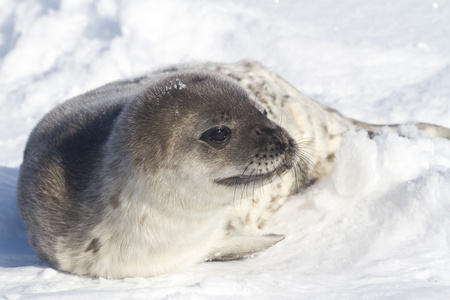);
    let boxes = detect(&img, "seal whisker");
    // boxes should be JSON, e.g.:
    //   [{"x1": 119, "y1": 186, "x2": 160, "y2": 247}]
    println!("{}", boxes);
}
[
  {"x1": 291, "y1": 163, "x2": 301, "y2": 193},
  {"x1": 258, "y1": 169, "x2": 268, "y2": 204},
  {"x1": 232, "y1": 166, "x2": 252, "y2": 216},
  {"x1": 286, "y1": 129, "x2": 304, "y2": 141},
  {"x1": 240, "y1": 167, "x2": 256, "y2": 209},
  {"x1": 299, "y1": 146, "x2": 320, "y2": 177},
  {"x1": 277, "y1": 102, "x2": 285, "y2": 126}
]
